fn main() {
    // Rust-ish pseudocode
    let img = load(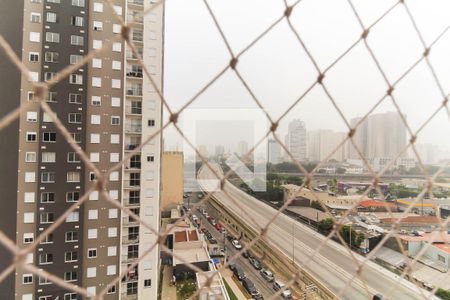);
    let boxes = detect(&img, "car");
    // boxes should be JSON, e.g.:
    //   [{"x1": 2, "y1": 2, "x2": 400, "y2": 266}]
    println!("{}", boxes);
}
[
  {"x1": 251, "y1": 258, "x2": 262, "y2": 270},
  {"x1": 211, "y1": 220, "x2": 217, "y2": 226},
  {"x1": 201, "y1": 228, "x2": 207, "y2": 233},
  {"x1": 209, "y1": 238, "x2": 218, "y2": 244},
  {"x1": 243, "y1": 250, "x2": 251, "y2": 258},
  {"x1": 219, "y1": 249, "x2": 225, "y2": 256},
  {"x1": 242, "y1": 278, "x2": 261, "y2": 299},
  {"x1": 273, "y1": 280, "x2": 292, "y2": 299},
  {"x1": 215, "y1": 223, "x2": 222, "y2": 230},
  {"x1": 227, "y1": 235, "x2": 235, "y2": 242},
  {"x1": 220, "y1": 228, "x2": 227, "y2": 235},
  {"x1": 231, "y1": 240, "x2": 242, "y2": 249},
  {"x1": 232, "y1": 266, "x2": 246, "y2": 281},
  {"x1": 228, "y1": 263, "x2": 236, "y2": 271},
  {"x1": 260, "y1": 269, "x2": 274, "y2": 282}
]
